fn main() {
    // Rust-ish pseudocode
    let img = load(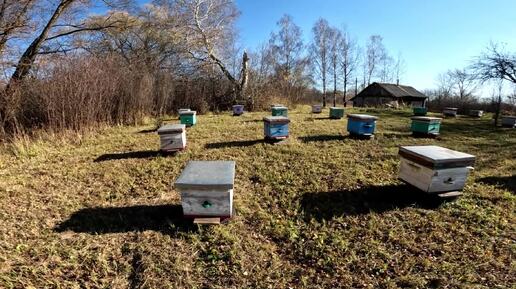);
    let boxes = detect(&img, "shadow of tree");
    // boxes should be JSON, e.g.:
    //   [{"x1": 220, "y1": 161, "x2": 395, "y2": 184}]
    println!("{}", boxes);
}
[
  {"x1": 55, "y1": 204, "x2": 197, "y2": 234},
  {"x1": 205, "y1": 139, "x2": 266, "y2": 149},
  {"x1": 298, "y1": 134, "x2": 344, "y2": 143},
  {"x1": 478, "y1": 175, "x2": 515, "y2": 193},
  {"x1": 301, "y1": 184, "x2": 447, "y2": 221},
  {"x1": 94, "y1": 150, "x2": 172, "y2": 162}
]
